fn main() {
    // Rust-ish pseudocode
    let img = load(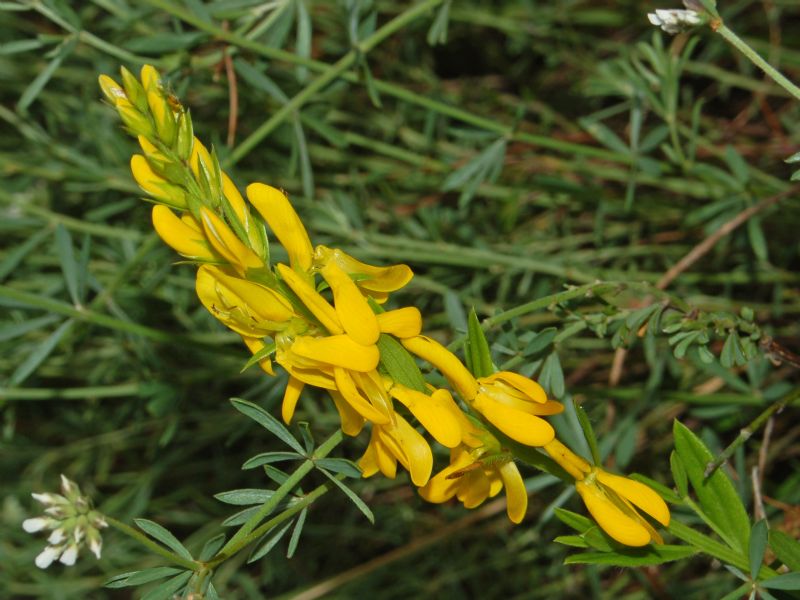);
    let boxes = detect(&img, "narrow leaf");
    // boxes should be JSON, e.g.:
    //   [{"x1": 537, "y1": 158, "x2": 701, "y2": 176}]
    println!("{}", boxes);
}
[
  {"x1": 214, "y1": 489, "x2": 275, "y2": 506},
  {"x1": 230, "y1": 398, "x2": 305, "y2": 454},
  {"x1": 770, "y1": 529, "x2": 800, "y2": 571},
  {"x1": 320, "y1": 470, "x2": 374, "y2": 523},
  {"x1": 134, "y1": 519, "x2": 193, "y2": 561},
  {"x1": 314, "y1": 458, "x2": 362, "y2": 478},
  {"x1": 466, "y1": 308, "x2": 493, "y2": 377},
  {"x1": 377, "y1": 334, "x2": 427, "y2": 393},
  {"x1": 749, "y1": 519, "x2": 769, "y2": 580},
  {"x1": 248, "y1": 521, "x2": 293, "y2": 563},
  {"x1": 565, "y1": 545, "x2": 697, "y2": 567}
]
